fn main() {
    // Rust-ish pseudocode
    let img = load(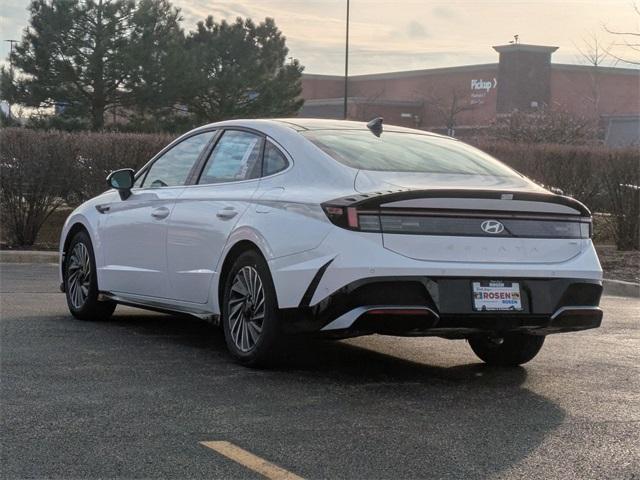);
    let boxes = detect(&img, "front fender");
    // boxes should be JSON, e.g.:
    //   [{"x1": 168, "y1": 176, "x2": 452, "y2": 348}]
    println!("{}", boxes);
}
[{"x1": 58, "y1": 191, "x2": 117, "y2": 286}]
